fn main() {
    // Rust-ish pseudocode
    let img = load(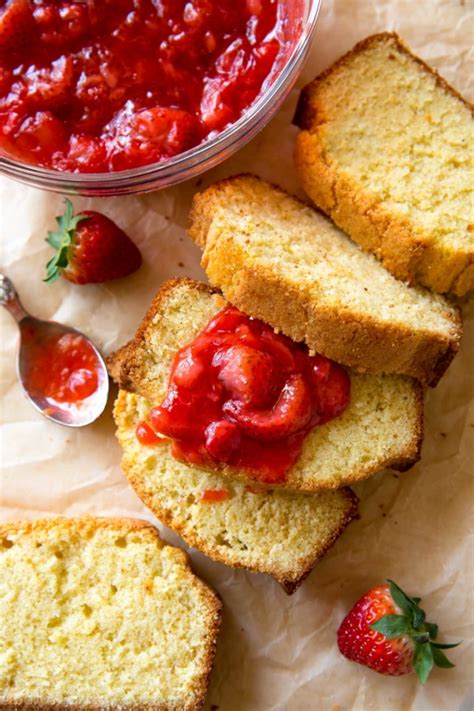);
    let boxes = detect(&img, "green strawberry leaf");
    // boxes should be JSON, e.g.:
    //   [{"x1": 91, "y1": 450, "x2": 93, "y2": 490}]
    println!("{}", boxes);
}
[
  {"x1": 386, "y1": 579, "x2": 415, "y2": 616},
  {"x1": 425, "y1": 622, "x2": 438, "y2": 640},
  {"x1": 369, "y1": 581, "x2": 462, "y2": 682},
  {"x1": 412, "y1": 606, "x2": 426, "y2": 629},
  {"x1": 57, "y1": 198, "x2": 74, "y2": 230},
  {"x1": 56, "y1": 202, "x2": 71, "y2": 232},
  {"x1": 432, "y1": 647, "x2": 455, "y2": 669},
  {"x1": 370, "y1": 614, "x2": 409, "y2": 639},
  {"x1": 56, "y1": 246, "x2": 70, "y2": 268},
  {"x1": 44, "y1": 199, "x2": 89, "y2": 284},
  {"x1": 414, "y1": 642, "x2": 434, "y2": 684},
  {"x1": 70, "y1": 214, "x2": 89, "y2": 230},
  {"x1": 46, "y1": 231, "x2": 63, "y2": 249},
  {"x1": 44, "y1": 256, "x2": 60, "y2": 284}
]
